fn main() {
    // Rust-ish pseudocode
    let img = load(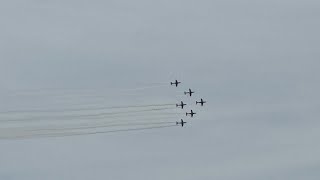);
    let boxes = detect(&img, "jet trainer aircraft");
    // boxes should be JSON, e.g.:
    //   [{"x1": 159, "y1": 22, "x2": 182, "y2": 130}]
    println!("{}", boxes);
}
[
  {"x1": 176, "y1": 101, "x2": 187, "y2": 109},
  {"x1": 176, "y1": 119, "x2": 187, "y2": 127},
  {"x1": 171, "y1": 80, "x2": 181, "y2": 87},
  {"x1": 184, "y1": 88, "x2": 194, "y2": 97},
  {"x1": 186, "y1": 110, "x2": 196, "y2": 117},
  {"x1": 196, "y1": 98, "x2": 206, "y2": 106}
]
